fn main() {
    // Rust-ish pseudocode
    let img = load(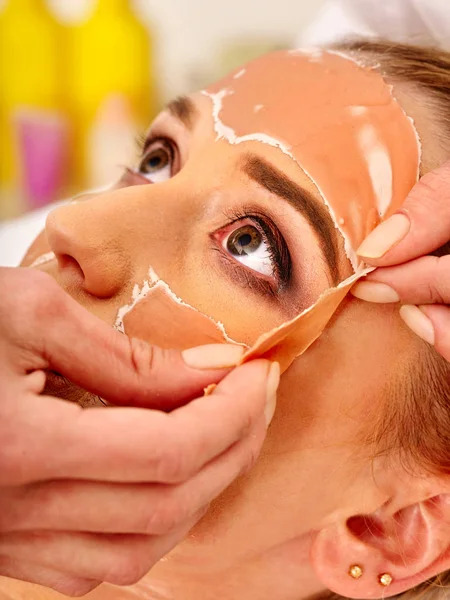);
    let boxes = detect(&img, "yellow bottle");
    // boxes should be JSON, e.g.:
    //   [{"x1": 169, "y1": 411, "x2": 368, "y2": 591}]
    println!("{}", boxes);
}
[
  {"x1": 63, "y1": 0, "x2": 156, "y2": 188},
  {"x1": 0, "y1": 0, "x2": 64, "y2": 217}
]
